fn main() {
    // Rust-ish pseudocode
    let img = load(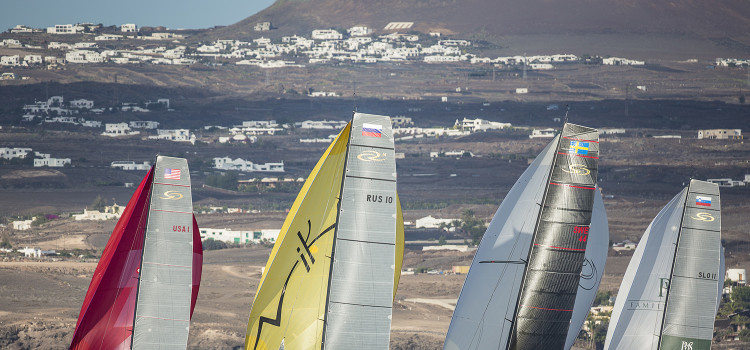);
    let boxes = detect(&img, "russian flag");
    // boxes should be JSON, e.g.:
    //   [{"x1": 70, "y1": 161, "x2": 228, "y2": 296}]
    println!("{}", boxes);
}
[
  {"x1": 362, "y1": 123, "x2": 382, "y2": 138},
  {"x1": 696, "y1": 196, "x2": 712, "y2": 207}
]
